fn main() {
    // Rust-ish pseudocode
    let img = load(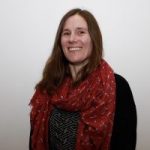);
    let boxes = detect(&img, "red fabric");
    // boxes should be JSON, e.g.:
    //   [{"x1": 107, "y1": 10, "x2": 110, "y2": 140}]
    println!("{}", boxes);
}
[{"x1": 30, "y1": 59, "x2": 116, "y2": 150}]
